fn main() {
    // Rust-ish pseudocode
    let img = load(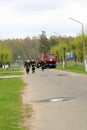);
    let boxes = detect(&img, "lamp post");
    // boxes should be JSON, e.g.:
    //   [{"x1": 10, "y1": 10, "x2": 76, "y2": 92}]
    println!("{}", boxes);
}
[
  {"x1": 69, "y1": 17, "x2": 87, "y2": 72},
  {"x1": 62, "y1": 46, "x2": 65, "y2": 69}
]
